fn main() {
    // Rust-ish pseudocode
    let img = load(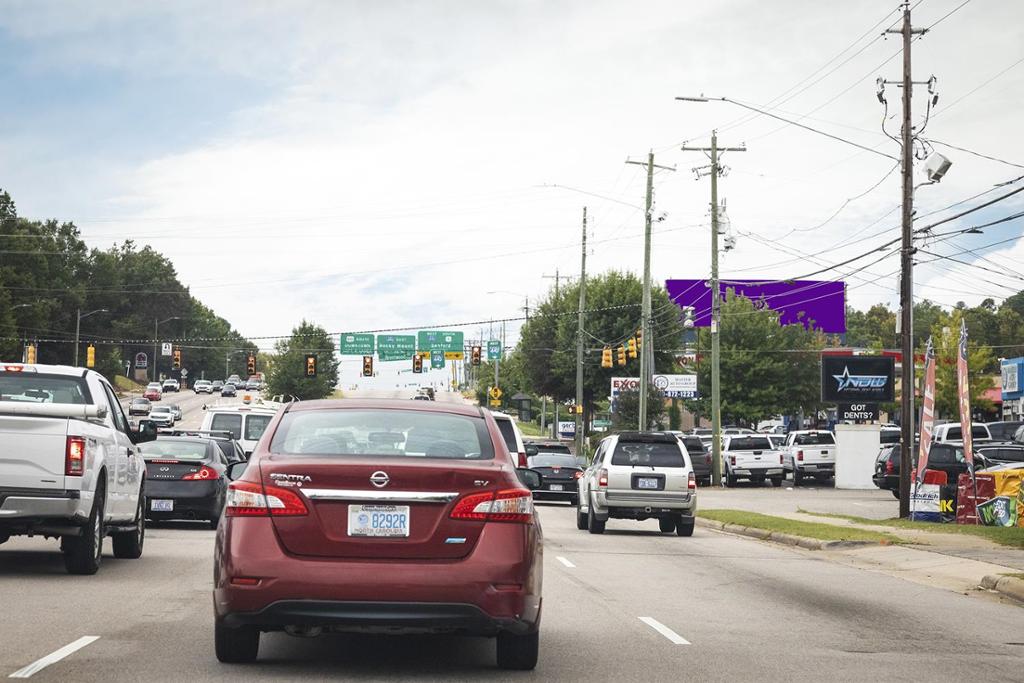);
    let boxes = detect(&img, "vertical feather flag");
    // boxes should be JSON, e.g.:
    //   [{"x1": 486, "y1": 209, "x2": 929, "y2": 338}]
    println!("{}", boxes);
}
[{"x1": 915, "y1": 338, "x2": 936, "y2": 484}]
